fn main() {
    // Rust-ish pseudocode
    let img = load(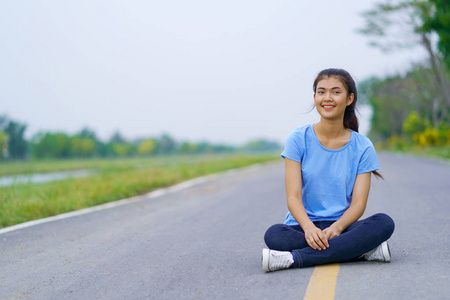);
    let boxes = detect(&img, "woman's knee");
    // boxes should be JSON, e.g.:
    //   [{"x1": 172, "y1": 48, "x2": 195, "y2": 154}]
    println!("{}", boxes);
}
[
  {"x1": 264, "y1": 224, "x2": 285, "y2": 249},
  {"x1": 373, "y1": 213, "x2": 395, "y2": 236}
]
